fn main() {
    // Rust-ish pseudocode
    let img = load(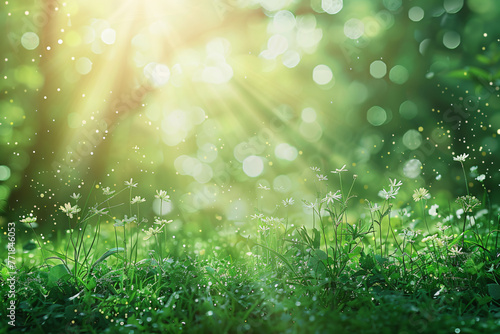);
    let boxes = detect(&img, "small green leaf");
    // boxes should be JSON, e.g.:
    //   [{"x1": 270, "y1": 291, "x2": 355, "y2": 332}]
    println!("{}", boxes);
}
[
  {"x1": 467, "y1": 66, "x2": 491, "y2": 80},
  {"x1": 91, "y1": 247, "x2": 124, "y2": 271},
  {"x1": 205, "y1": 266, "x2": 215, "y2": 275},
  {"x1": 87, "y1": 277, "x2": 97, "y2": 290},
  {"x1": 487, "y1": 284, "x2": 500, "y2": 300},
  {"x1": 312, "y1": 228, "x2": 321, "y2": 249},
  {"x1": 48, "y1": 264, "x2": 71, "y2": 287},
  {"x1": 476, "y1": 295, "x2": 493, "y2": 305},
  {"x1": 349, "y1": 246, "x2": 362, "y2": 259},
  {"x1": 446, "y1": 69, "x2": 469, "y2": 79},
  {"x1": 298, "y1": 226, "x2": 313, "y2": 245},
  {"x1": 315, "y1": 249, "x2": 327, "y2": 260},
  {"x1": 360, "y1": 252, "x2": 375, "y2": 270},
  {"x1": 476, "y1": 54, "x2": 492, "y2": 65},
  {"x1": 1, "y1": 266, "x2": 10, "y2": 280}
]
